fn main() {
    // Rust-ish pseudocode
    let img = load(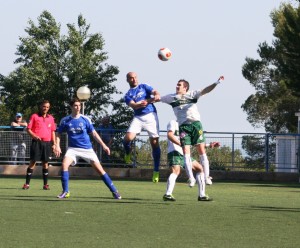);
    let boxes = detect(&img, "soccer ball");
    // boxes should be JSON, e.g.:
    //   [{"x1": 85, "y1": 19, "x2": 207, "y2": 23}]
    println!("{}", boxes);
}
[{"x1": 158, "y1": 48, "x2": 172, "y2": 61}]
